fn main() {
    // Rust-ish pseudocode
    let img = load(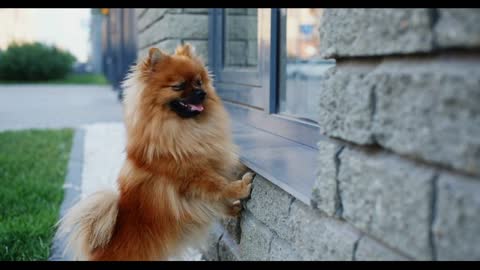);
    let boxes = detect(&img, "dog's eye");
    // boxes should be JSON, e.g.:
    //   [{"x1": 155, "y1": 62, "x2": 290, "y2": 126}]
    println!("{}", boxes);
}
[
  {"x1": 171, "y1": 82, "x2": 186, "y2": 91},
  {"x1": 195, "y1": 79, "x2": 202, "y2": 87}
]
